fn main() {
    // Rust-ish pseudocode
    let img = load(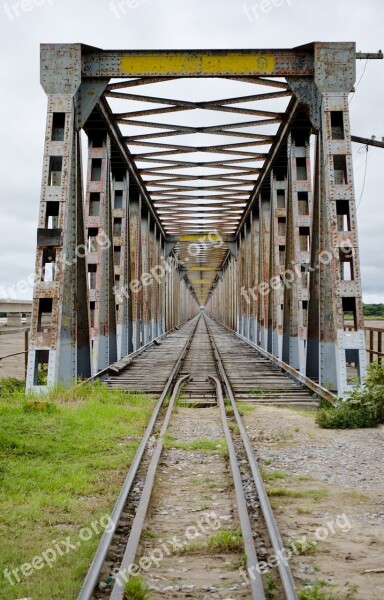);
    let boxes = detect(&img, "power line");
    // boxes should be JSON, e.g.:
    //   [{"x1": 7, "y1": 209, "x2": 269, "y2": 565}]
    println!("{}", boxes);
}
[
  {"x1": 349, "y1": 58, "x2": 369, "y2": 104},
  {"x1": 356, "y1": 145, "x2": 369, "y2": 210}
]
